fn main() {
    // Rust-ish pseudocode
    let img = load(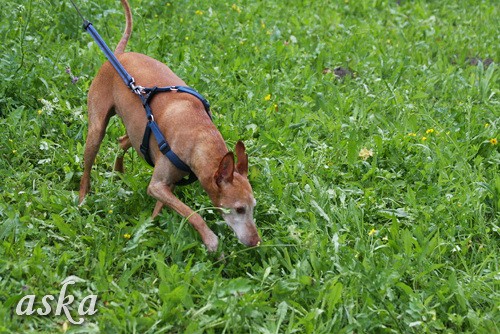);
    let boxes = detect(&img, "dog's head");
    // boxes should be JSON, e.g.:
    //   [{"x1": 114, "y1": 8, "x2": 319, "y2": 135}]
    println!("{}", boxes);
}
[{"x1": 212, "y1": 141, "x2": 260, "y2": 247}]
